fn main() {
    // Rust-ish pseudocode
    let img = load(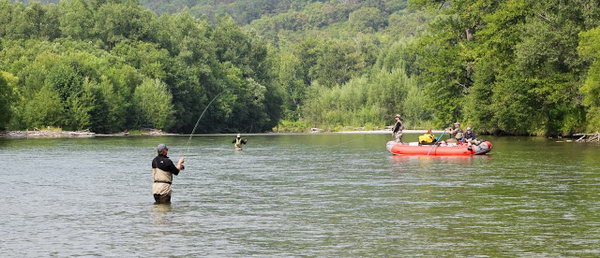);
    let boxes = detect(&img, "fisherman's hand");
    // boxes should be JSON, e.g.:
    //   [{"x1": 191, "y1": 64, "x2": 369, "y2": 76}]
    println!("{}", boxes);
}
[{"x1": 177, "y1": 158, "x2": 185, "y2": 170}]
